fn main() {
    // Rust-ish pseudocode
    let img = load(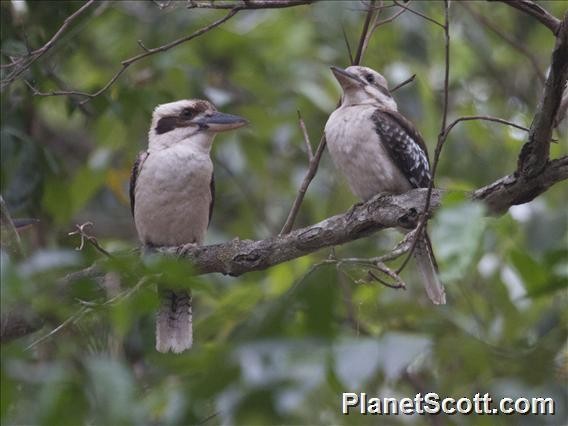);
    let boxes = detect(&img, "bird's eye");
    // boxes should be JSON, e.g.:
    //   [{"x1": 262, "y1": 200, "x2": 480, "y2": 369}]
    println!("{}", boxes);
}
[
  {"x1": 181, "y1": 108, "x2": 194, "y2": 119},
  {"x1": 365, "y1": 73, "x2": 375, "y2": 83}
]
